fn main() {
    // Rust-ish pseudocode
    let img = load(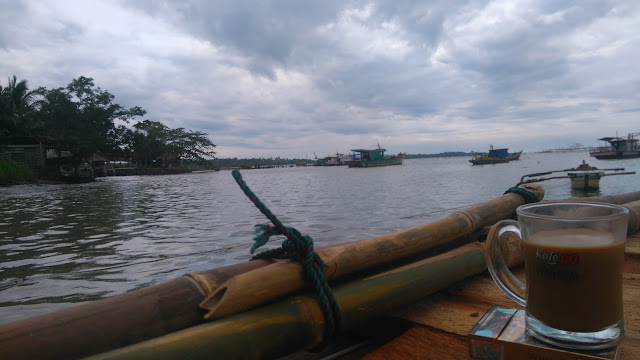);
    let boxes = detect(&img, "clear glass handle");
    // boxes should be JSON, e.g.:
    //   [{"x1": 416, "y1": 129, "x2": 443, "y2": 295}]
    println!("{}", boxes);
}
[{"x1": 485, "y1": 220, "x2": 526, "y2": 306}]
